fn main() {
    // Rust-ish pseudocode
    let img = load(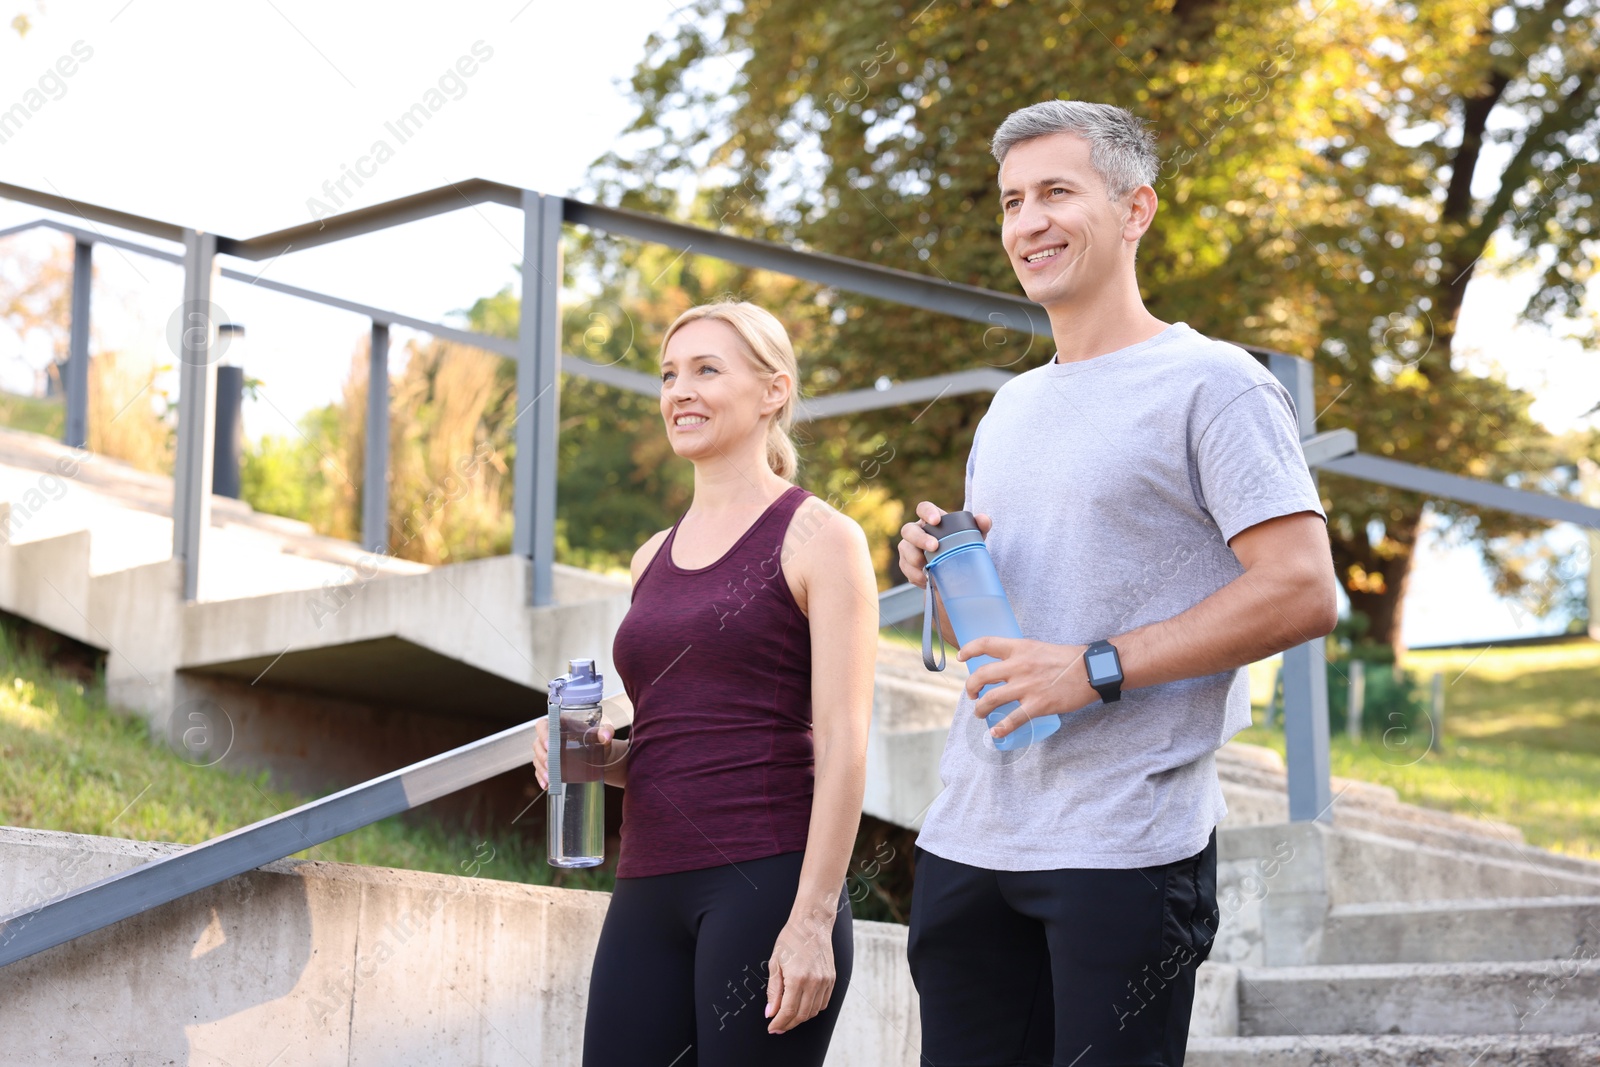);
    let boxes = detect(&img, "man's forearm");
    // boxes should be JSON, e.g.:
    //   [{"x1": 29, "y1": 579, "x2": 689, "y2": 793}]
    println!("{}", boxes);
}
[{"x1": 1114, "y1": 562, "x2": 1336, "y2": 692}]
